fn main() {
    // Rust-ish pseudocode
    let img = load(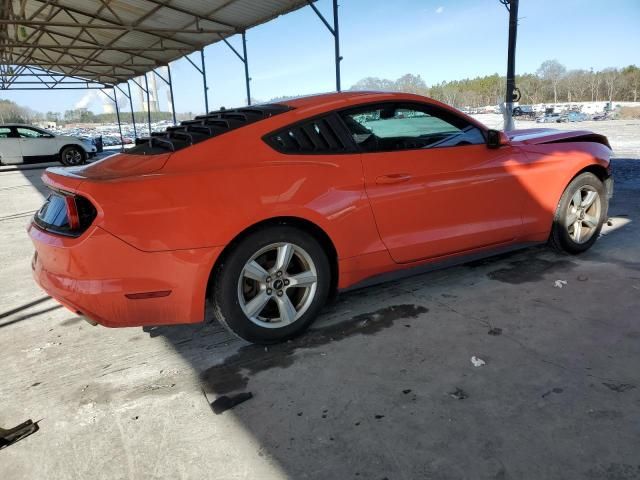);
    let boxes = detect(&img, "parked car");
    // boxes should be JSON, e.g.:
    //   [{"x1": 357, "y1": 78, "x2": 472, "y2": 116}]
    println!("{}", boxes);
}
[
  {"x1": 513, "y1": 105, "x2": 536, "y2": 119},
  {"x1": 593, "y1": 112, "x2": 611, "y2": 121},
  {"x1": 536, "y1": 113, "x2": 563, "y2": 123},
  {"x1": 29, "y1": 92, "x2": 613, "y2": 344},
  {"x1": 0, "y1": 124, "x2": 97, "y2": 166},
  {"x1": 564, "y1": 111, "x2": 588, "y2": 122}
]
